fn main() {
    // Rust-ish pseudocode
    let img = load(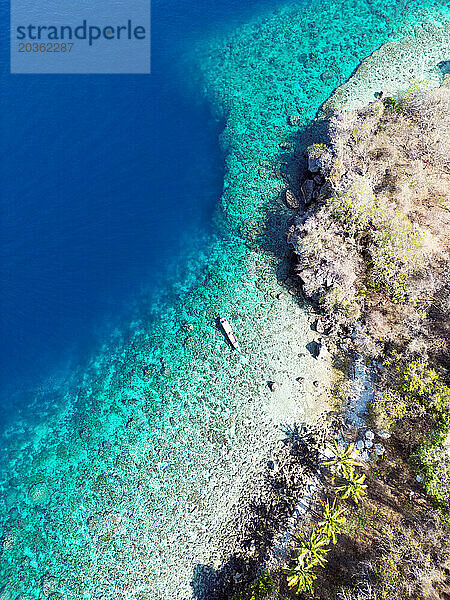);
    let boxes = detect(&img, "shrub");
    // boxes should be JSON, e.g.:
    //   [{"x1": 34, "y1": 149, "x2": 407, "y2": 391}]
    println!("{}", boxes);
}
[
  {"x1": 368, "y1": 214, "x2": 422, "y2": 303},
  {"x1": 333, "y1": 466, "x2": 367, "y2": 503},
  {"x1": 371, "y1": 361, "x2": 450, "y2": 431},
  {"x1": 308, "y1": 143, "x2": 329, "y2": 159},
  {"x1": 412, "y1": 424, "x2": 450, "y2": 507},
  {"x1": 286, "y1": 561, "x2": 318, "y2": 594},
  {"x1": 323, "y1": 285, "x2": 361, "y2": 324},
  {"x1": 399, "y1": 360, "x2": 450, "y2": 425},
  {"x1": 382, "y1": 79, "x2": 429, "y2": 113},
  {"x1": 285, "y1": 528, "x2": 330, "y2": 594},
  {"x1": 327, "y1": 176, "x2": 377, "y2": 236},
  {"x1": 293, "y1": 528, "x2": 330, "y2": 568},
  {"x1": 322, "y1": 441, "x2": 360, "y2": 476},
  {"x1": 317, "y1": 498, "x2": 347, "y2": 544},
  {"x1": 231, "y1": 573, "x2": 274, "y2": 600}
]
